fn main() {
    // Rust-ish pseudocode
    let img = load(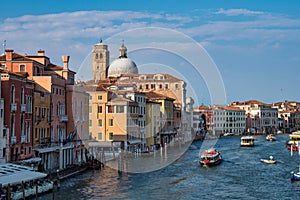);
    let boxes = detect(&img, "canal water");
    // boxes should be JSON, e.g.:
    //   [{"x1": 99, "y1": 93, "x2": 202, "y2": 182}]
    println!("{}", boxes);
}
[{"x1": 39, "y1": 134, "x2": 300, "y2": 199}]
